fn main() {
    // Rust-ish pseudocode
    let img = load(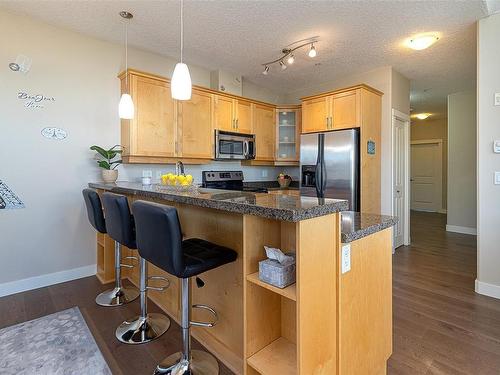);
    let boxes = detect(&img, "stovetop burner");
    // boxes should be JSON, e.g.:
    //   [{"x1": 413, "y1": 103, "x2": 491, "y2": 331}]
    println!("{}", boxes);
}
[{"x1": 201, "y1": 171, "x2": 268, "y2": 193}]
